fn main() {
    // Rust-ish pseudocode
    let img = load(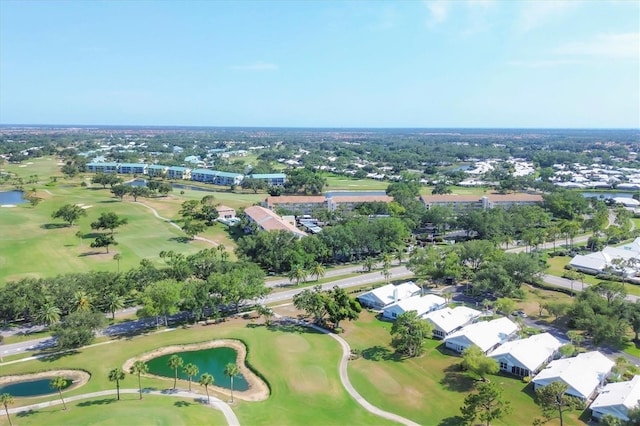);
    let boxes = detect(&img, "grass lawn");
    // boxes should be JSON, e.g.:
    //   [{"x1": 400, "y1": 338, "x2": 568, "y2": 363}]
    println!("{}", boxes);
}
[
  {"x1": 5, "y1": 394, "x2": 228, "y2": 426},
  {"x1": 0, "y1": 157, "x2": 266, "y2": 284},
  {"x1": 343, "y1": 311, "x2": 586, "y2": 426},
  {"x1": 322, "y1": 174, "x2": 389, "y2": 191},
  {"x1": 1, "y1": 318, "x2": 394, "y2": 426}
]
